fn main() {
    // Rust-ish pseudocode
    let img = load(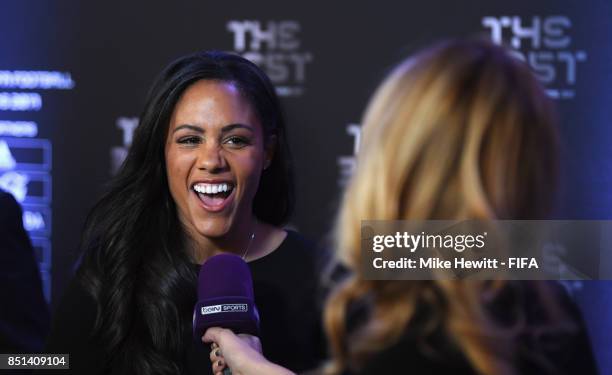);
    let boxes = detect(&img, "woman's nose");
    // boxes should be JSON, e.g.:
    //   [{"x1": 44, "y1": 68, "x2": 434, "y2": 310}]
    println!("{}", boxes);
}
[{"x1": 198, "y1": 143, "x2": 227, "y2": 172}]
